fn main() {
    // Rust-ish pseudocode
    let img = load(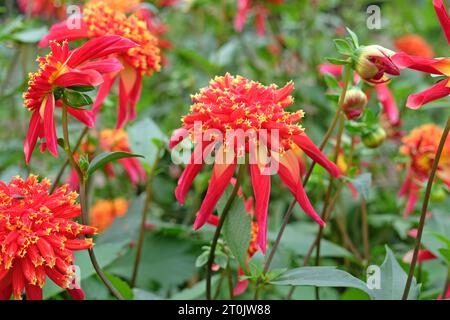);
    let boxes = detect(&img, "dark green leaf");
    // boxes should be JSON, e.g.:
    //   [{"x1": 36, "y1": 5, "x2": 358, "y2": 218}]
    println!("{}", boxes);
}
[
  {"x1": 62, "y1": 89, "x2": 93, "y2": 108},
  {"x1": 86, "y1": 151, "x2": 144, "y2": 177}
]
